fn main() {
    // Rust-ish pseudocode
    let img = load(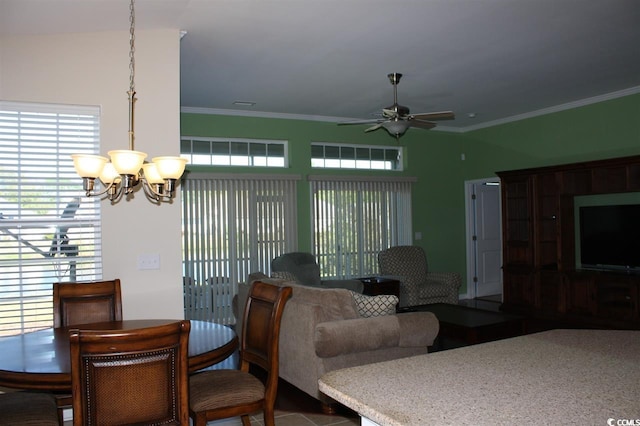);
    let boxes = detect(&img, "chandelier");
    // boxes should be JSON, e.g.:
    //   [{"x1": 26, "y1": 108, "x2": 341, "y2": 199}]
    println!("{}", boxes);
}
[{"x1": 71, "y1": 0, "x2": 186, "y2": 203}]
